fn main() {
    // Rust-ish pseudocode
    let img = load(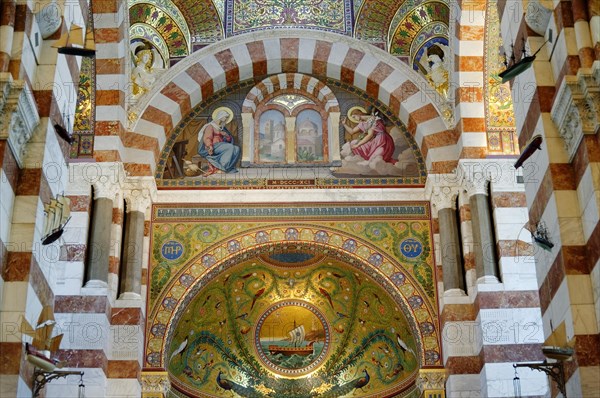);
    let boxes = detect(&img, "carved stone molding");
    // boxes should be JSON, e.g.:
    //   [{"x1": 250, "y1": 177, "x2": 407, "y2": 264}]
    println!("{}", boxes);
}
[
  {"x1": 141, "y1": 371, "x2": 170, "y2": 397},
  {"x1": 0, "y1": 73, "x2": 40, "y2": 167},
  {"x1": 439, "y1": 101, "x2": 455, "y2": 128},
  {"x1": 425, "y1": 174, "x2": 460, "y2": 210},
  {"x1": 68, "y1": 162, "x2": 125, "y2": 199},
  {"x1": 35, "y1": 0, "x2": 62, "y2": 39},
  {"x1": 458, "y1": 159, "x2": 522, "y2": 196},
  {"x1": 416, "y1": 368, "x2": 447, "y2": 395},
  {"x1": 525, "y1": 0, "x2": 553, "y2": 36},
  {"x1": 123, "y1": 176, "x2": 158, "y2": 213},
  {"x1": 552, "y1": 65, "x2": 600, "y2": 161}
]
